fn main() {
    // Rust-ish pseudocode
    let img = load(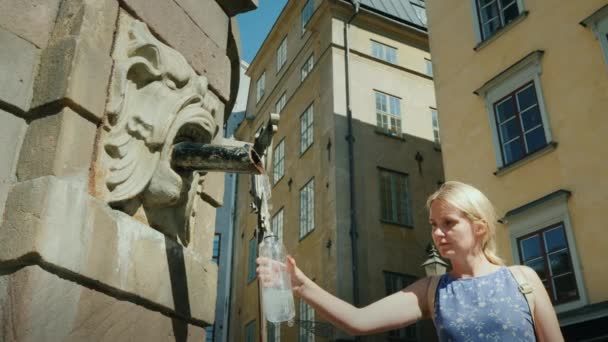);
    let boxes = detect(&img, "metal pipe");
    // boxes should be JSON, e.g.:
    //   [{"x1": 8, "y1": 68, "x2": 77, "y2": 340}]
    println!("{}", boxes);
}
[{"x1": 171, "y1": 142, "x2": 265, "y2": 174}]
